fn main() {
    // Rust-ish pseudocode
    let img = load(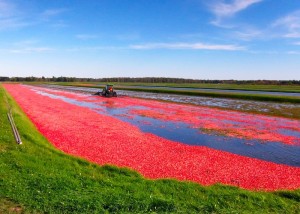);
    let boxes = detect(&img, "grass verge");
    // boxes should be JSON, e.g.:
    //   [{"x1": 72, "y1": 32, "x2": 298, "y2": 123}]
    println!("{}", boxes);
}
[{"x1": 0, "y1": 84, "x2": 300, "y2": 213}]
